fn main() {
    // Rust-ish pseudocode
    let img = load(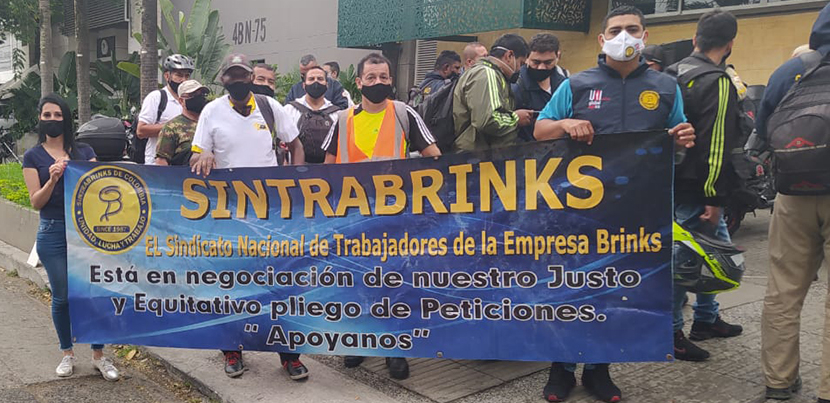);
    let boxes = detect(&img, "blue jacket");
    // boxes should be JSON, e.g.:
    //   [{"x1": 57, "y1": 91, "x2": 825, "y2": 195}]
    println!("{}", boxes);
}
[
  {"x1": 512, "y1": 65, "x2": 567, "y2": 142},
  {"x1": 539, "y1": 56, "x2": 686, "y2": 134},
  {"x1": 419, "y1": 71, "x2": 449, "y2": 97},
  {"x1": 756, "y1": 3, "x2": 830, "y2": 140},
  {"x1": 285, "y1": 77, "x2": 349, "y2": 109}
]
